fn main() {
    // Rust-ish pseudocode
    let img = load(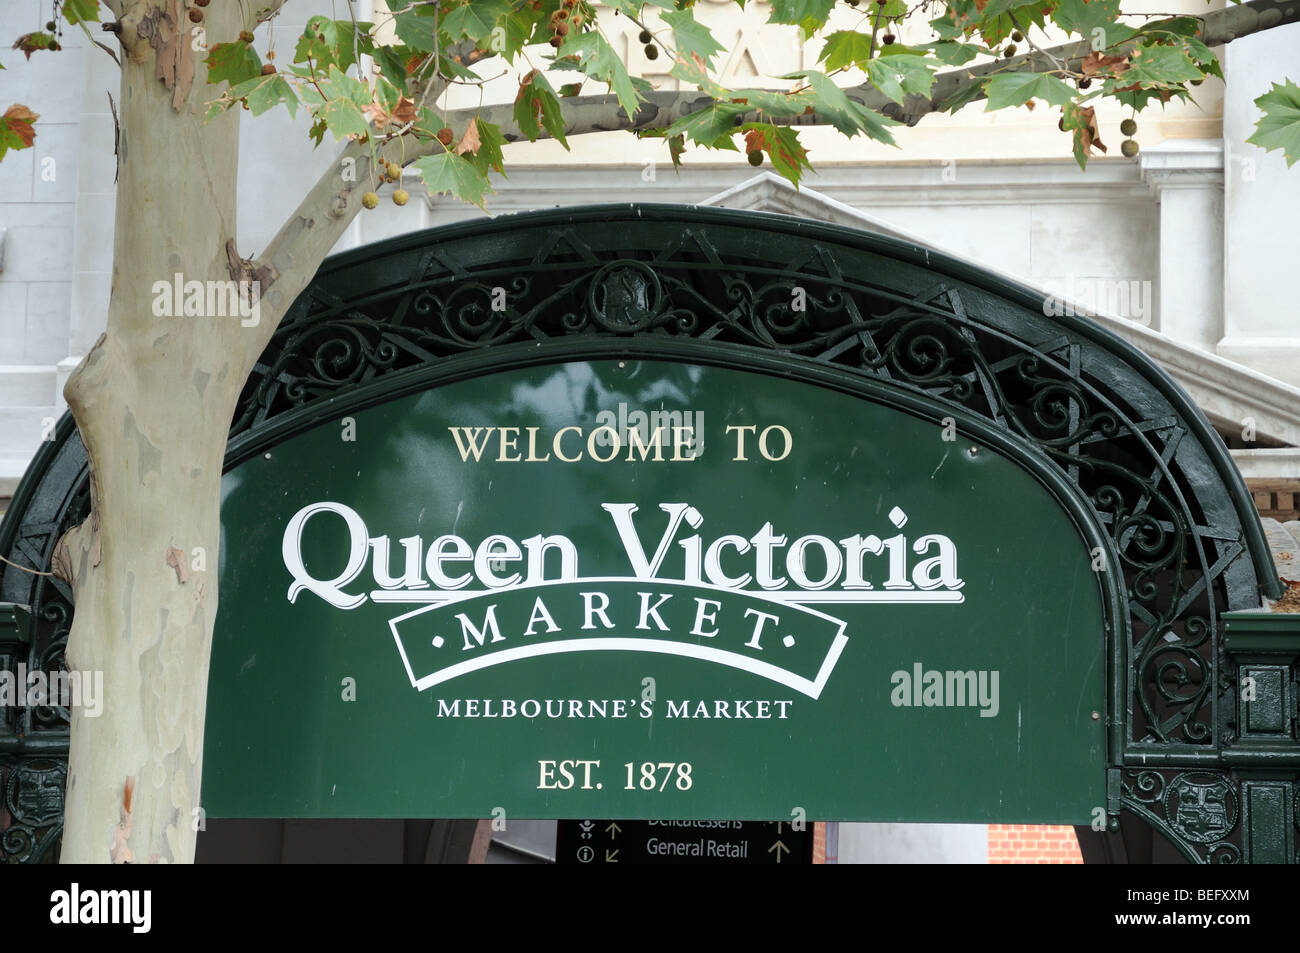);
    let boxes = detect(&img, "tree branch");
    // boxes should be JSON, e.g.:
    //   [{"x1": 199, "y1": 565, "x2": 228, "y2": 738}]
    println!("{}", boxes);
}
[
  {"x1": 438, "y1": 0, "x2": 1300, "y2": 140},
  {"x1": 251, "y1": 0, "x2": 1299, "y2": 331},
  {"x1": 412, "y1": 37, "x2": 479, "y2": 110},
  {"x1": 247, "y1": 139, "x2": 374, "y2": 361},
  {"x1": 248, "y1": 36, "x2": 482, "y2": 314},
  {"x1": 254, "y1": 0, "x2": 291, "y2": 20}
]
